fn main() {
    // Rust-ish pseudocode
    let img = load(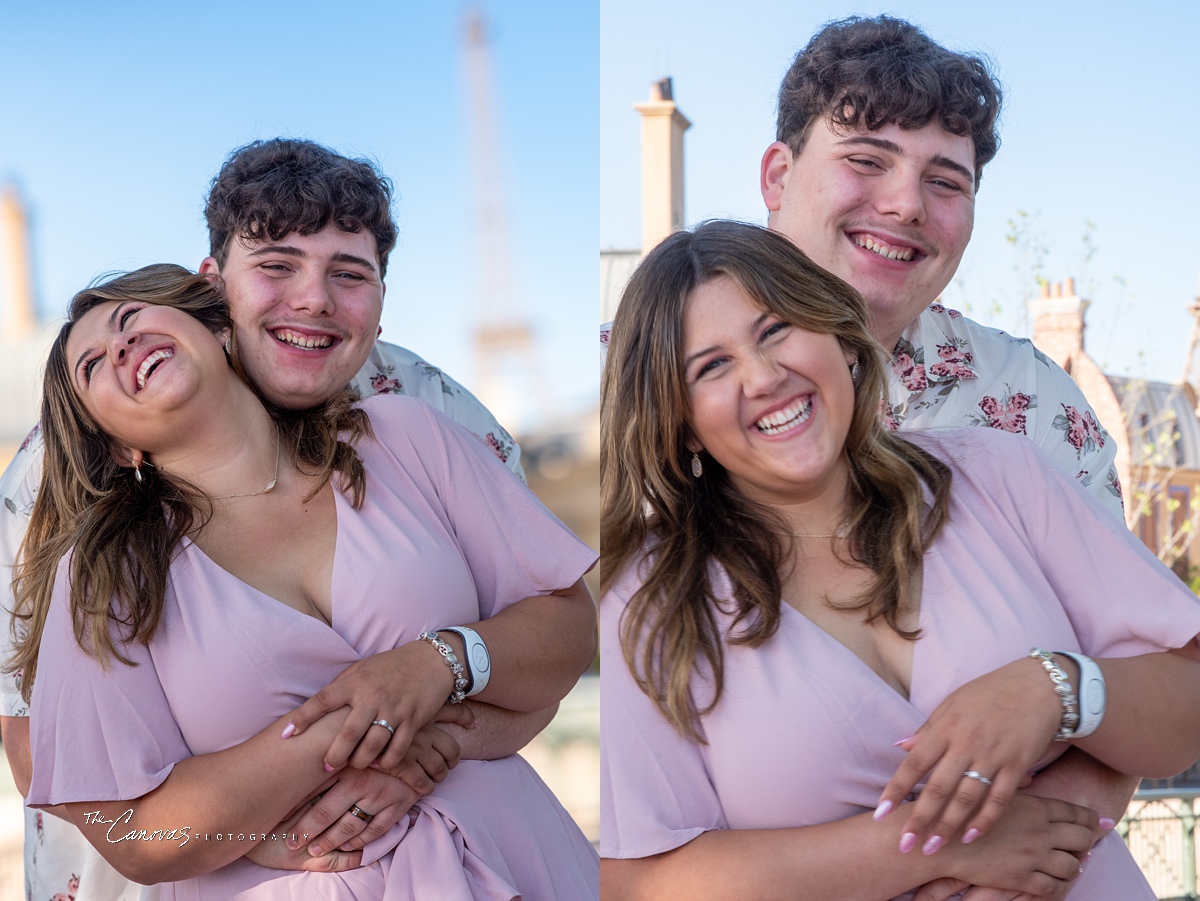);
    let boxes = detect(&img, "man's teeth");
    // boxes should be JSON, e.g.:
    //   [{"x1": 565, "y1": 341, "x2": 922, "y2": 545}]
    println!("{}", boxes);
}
[
  {"x1": 136, "y1": 349, "x2": 173, "y2": 390},
  {"x1": 274, "y1": 329, "x2": 333, "y2": 349},
  {"x1": 755, "y1": 397, "x2": 813, "y2": 434},
  {"x1": 854, "y1": 235, "x2": 915, "y2": 262}
]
